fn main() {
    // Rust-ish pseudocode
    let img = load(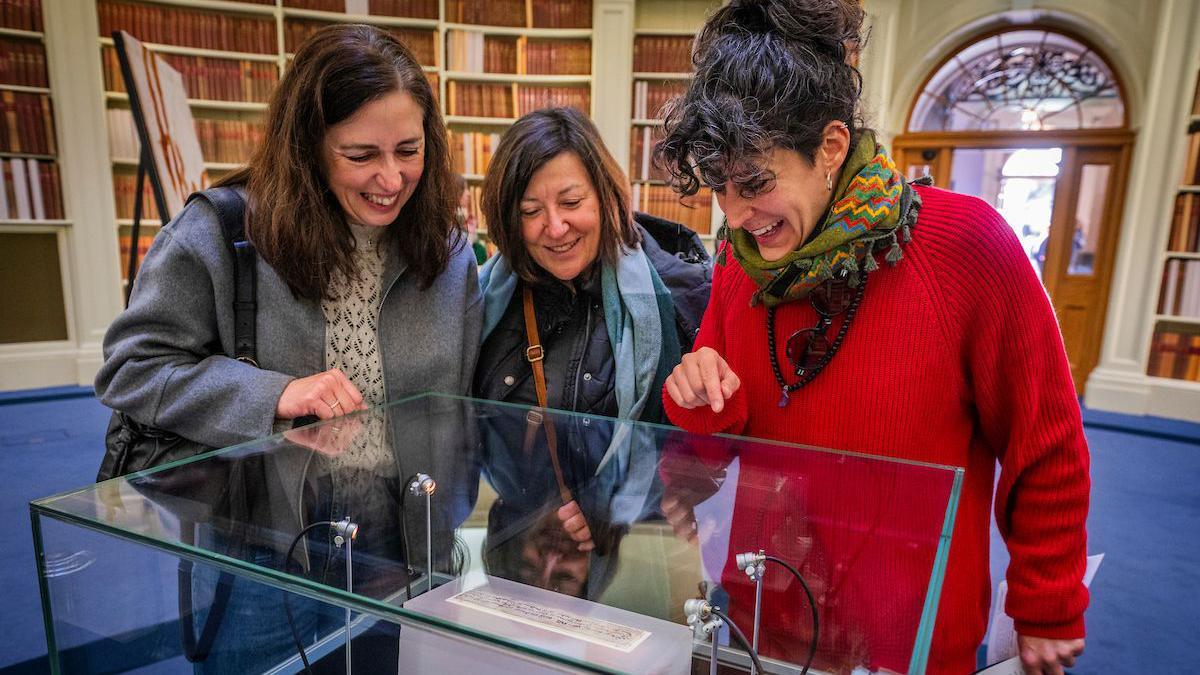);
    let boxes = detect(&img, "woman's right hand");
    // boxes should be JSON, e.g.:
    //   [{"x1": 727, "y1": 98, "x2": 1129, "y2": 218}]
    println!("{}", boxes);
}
[
  {"x1": 665, "y1": 347, "x2": 741, "y2": 413},
  {"x1": 276, "y1": 368, "x2": 368, "y2": 420}
]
